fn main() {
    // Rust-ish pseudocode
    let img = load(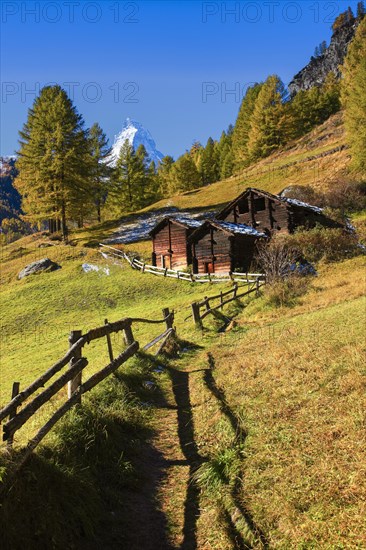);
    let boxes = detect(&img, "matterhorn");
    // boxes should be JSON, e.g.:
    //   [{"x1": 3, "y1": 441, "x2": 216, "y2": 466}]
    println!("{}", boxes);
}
[{"x1": 109, "y1": 118, "x2": 164, "y2": 166}]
